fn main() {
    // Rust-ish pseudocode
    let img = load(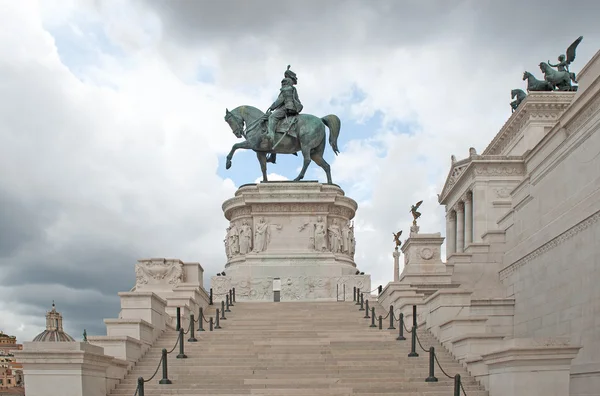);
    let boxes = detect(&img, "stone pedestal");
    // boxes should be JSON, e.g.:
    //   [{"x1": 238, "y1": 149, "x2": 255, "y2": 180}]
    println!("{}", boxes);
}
[
  {"x1": 481, "y1": 338, "x2": 581, "y2": 396},
  {"x1": 15, "y1": 342, "x2": 128, "y2": 396},
  {"x1": 212, "y1": 181, "x2": 371, "y2": 301},
  {"x1": 399, "y1": 229, "x2": 452, "y2": 285}
]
